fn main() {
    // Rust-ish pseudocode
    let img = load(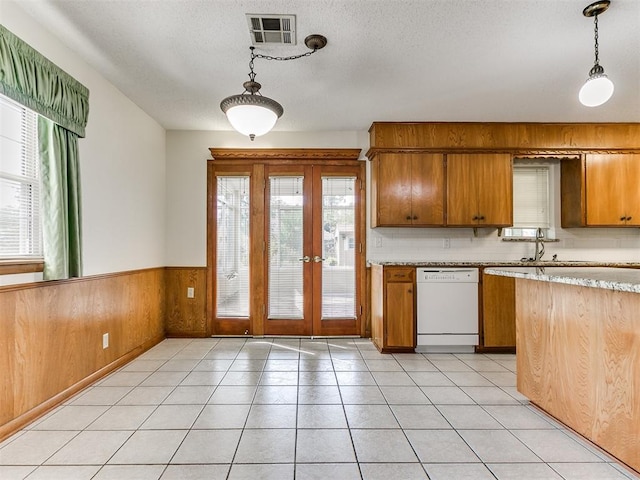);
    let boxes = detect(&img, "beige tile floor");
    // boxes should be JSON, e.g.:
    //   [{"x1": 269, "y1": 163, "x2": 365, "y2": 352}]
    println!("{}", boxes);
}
[{"x1": 0, "y1": 337, "x2": 638, "y2": 480}]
